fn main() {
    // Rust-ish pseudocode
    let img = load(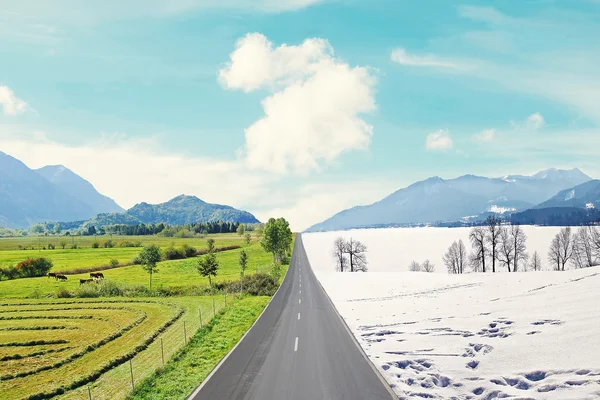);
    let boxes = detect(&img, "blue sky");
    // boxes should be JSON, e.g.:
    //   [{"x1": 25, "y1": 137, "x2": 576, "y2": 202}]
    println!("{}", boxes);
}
[{"x1": 1, "y1": 0, "x2": 599, "y2": 230}]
